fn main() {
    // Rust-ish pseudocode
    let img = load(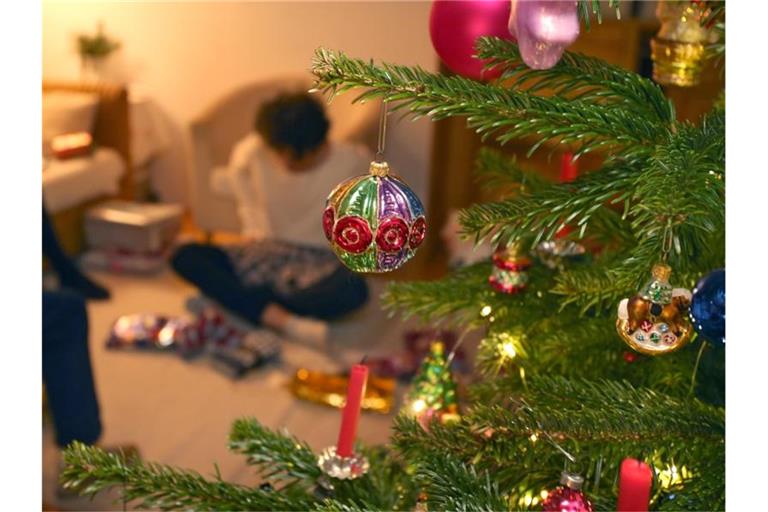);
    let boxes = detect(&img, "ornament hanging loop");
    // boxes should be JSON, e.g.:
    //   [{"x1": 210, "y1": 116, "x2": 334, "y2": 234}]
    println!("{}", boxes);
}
[
  {"x1": 375, "y1": 99, "x2": 389, "y2": 162},
  {"x1": 520, "y1": 403, "x2": 578, "y2": 467},
  {"x1": 660, "y1": 218, "x2": 674, "y2": 263}
]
